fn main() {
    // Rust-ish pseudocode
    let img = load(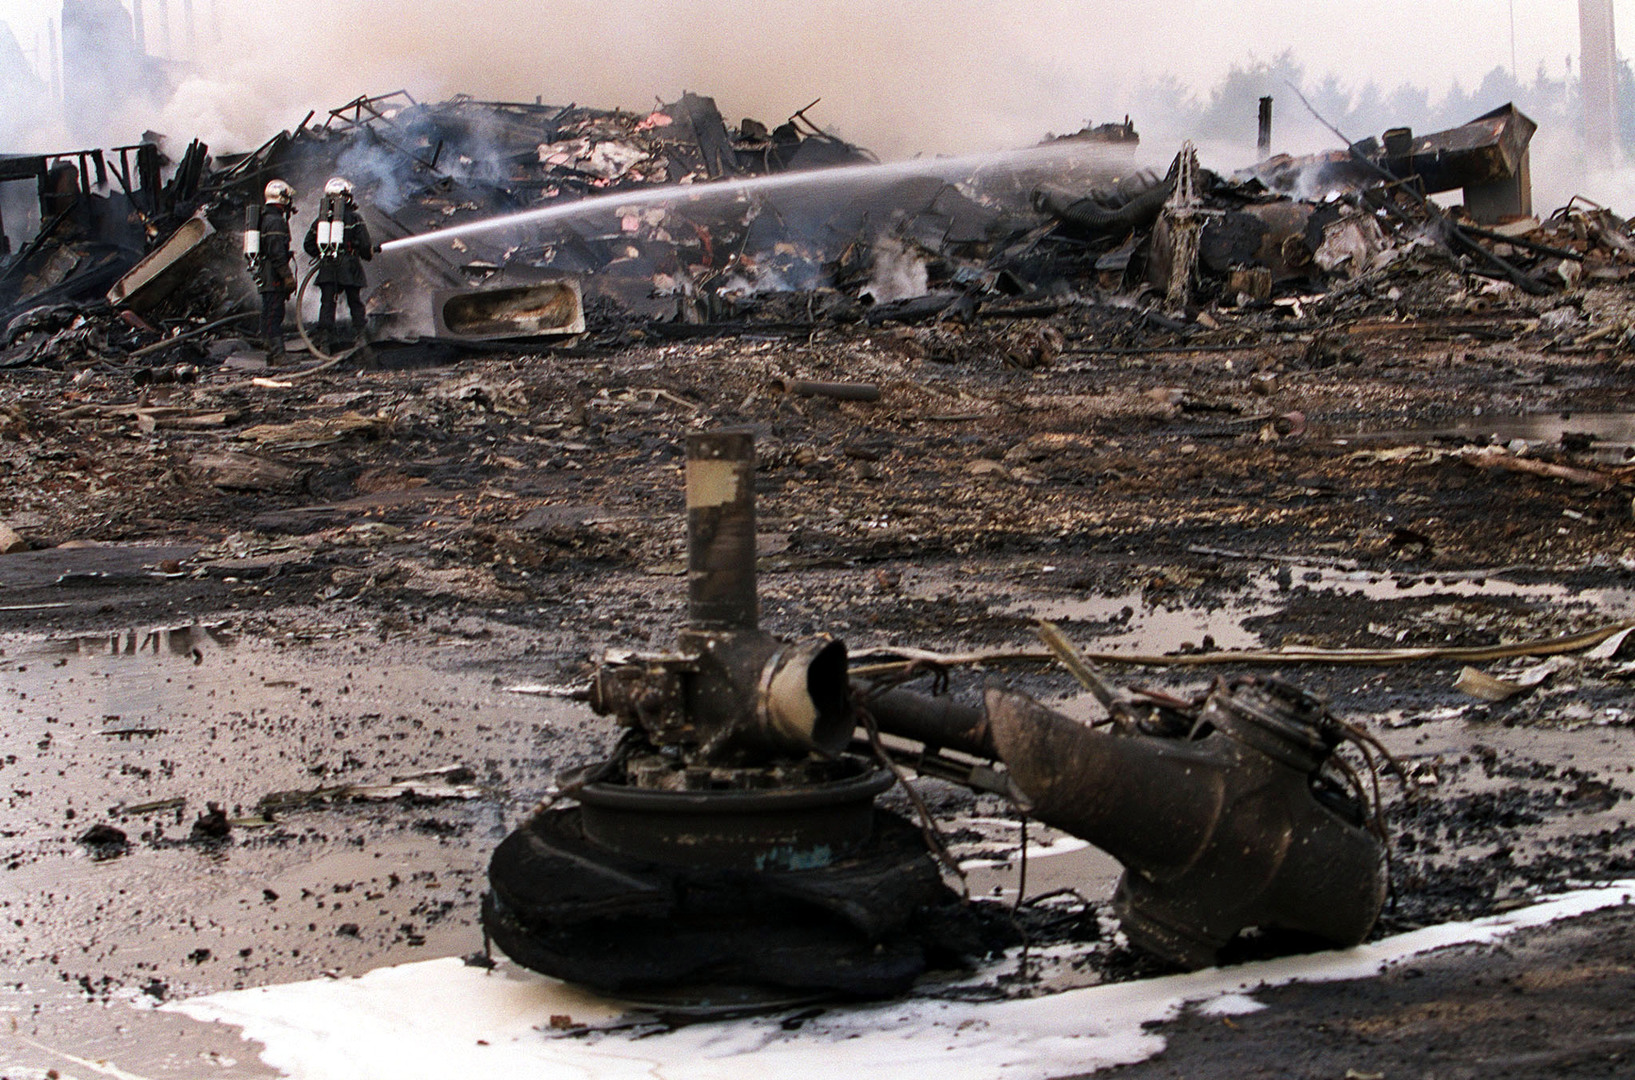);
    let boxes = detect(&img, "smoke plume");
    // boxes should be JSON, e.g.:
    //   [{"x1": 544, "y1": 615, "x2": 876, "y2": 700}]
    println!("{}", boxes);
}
[{"x1": 5, "y1": 1, "x2": 1635, "y2": 217}]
